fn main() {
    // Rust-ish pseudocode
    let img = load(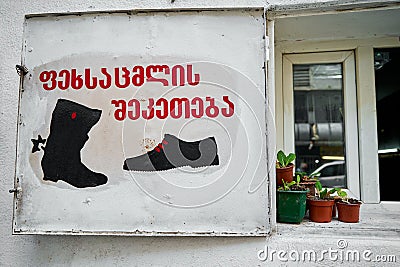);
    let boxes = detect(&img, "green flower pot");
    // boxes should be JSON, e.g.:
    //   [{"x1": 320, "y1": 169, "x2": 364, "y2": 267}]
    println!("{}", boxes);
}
[{"x1": 277, "y1": 190, "x2": 308, "y2": 223}]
